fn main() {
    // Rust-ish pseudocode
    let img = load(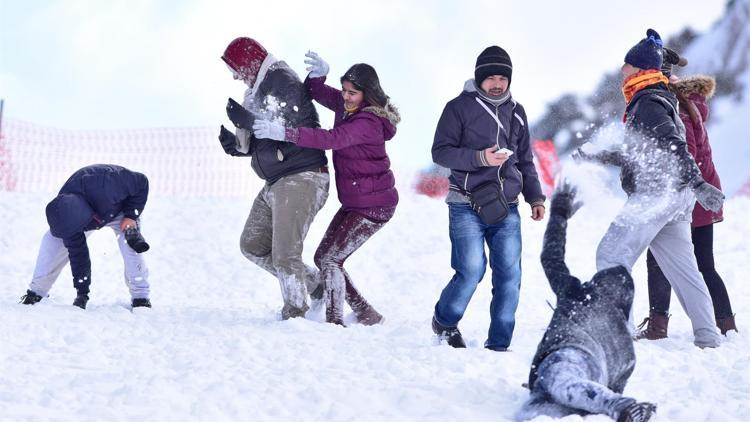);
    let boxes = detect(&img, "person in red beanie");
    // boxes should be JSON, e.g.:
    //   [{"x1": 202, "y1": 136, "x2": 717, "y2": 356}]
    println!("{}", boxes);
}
[{"x1": 217, "y1": 37, "x2": 329, "y2": 320}]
